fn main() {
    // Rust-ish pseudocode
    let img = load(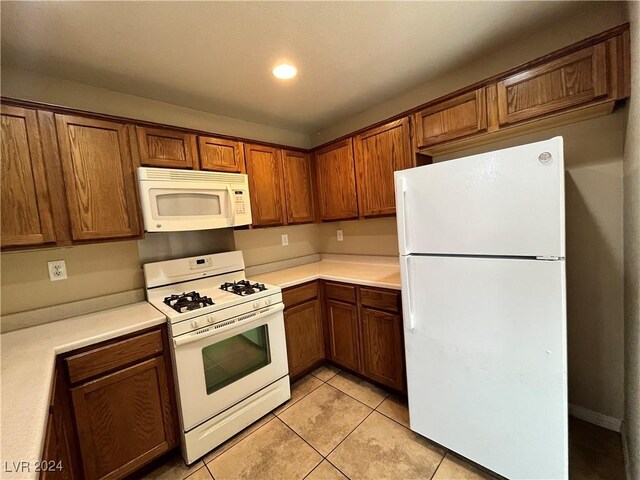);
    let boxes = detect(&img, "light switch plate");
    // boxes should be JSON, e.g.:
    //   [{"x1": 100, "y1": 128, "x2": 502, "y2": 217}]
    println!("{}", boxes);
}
[
  {"x1": 337, "y1": 229, "x2": 344, "y2": 241},
  {"x1": 281, "y1": 234, "x2": 289, "y2": 246},
  {"x1": 48, "y1": 260, "x2": 68, "y2": 281}
]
